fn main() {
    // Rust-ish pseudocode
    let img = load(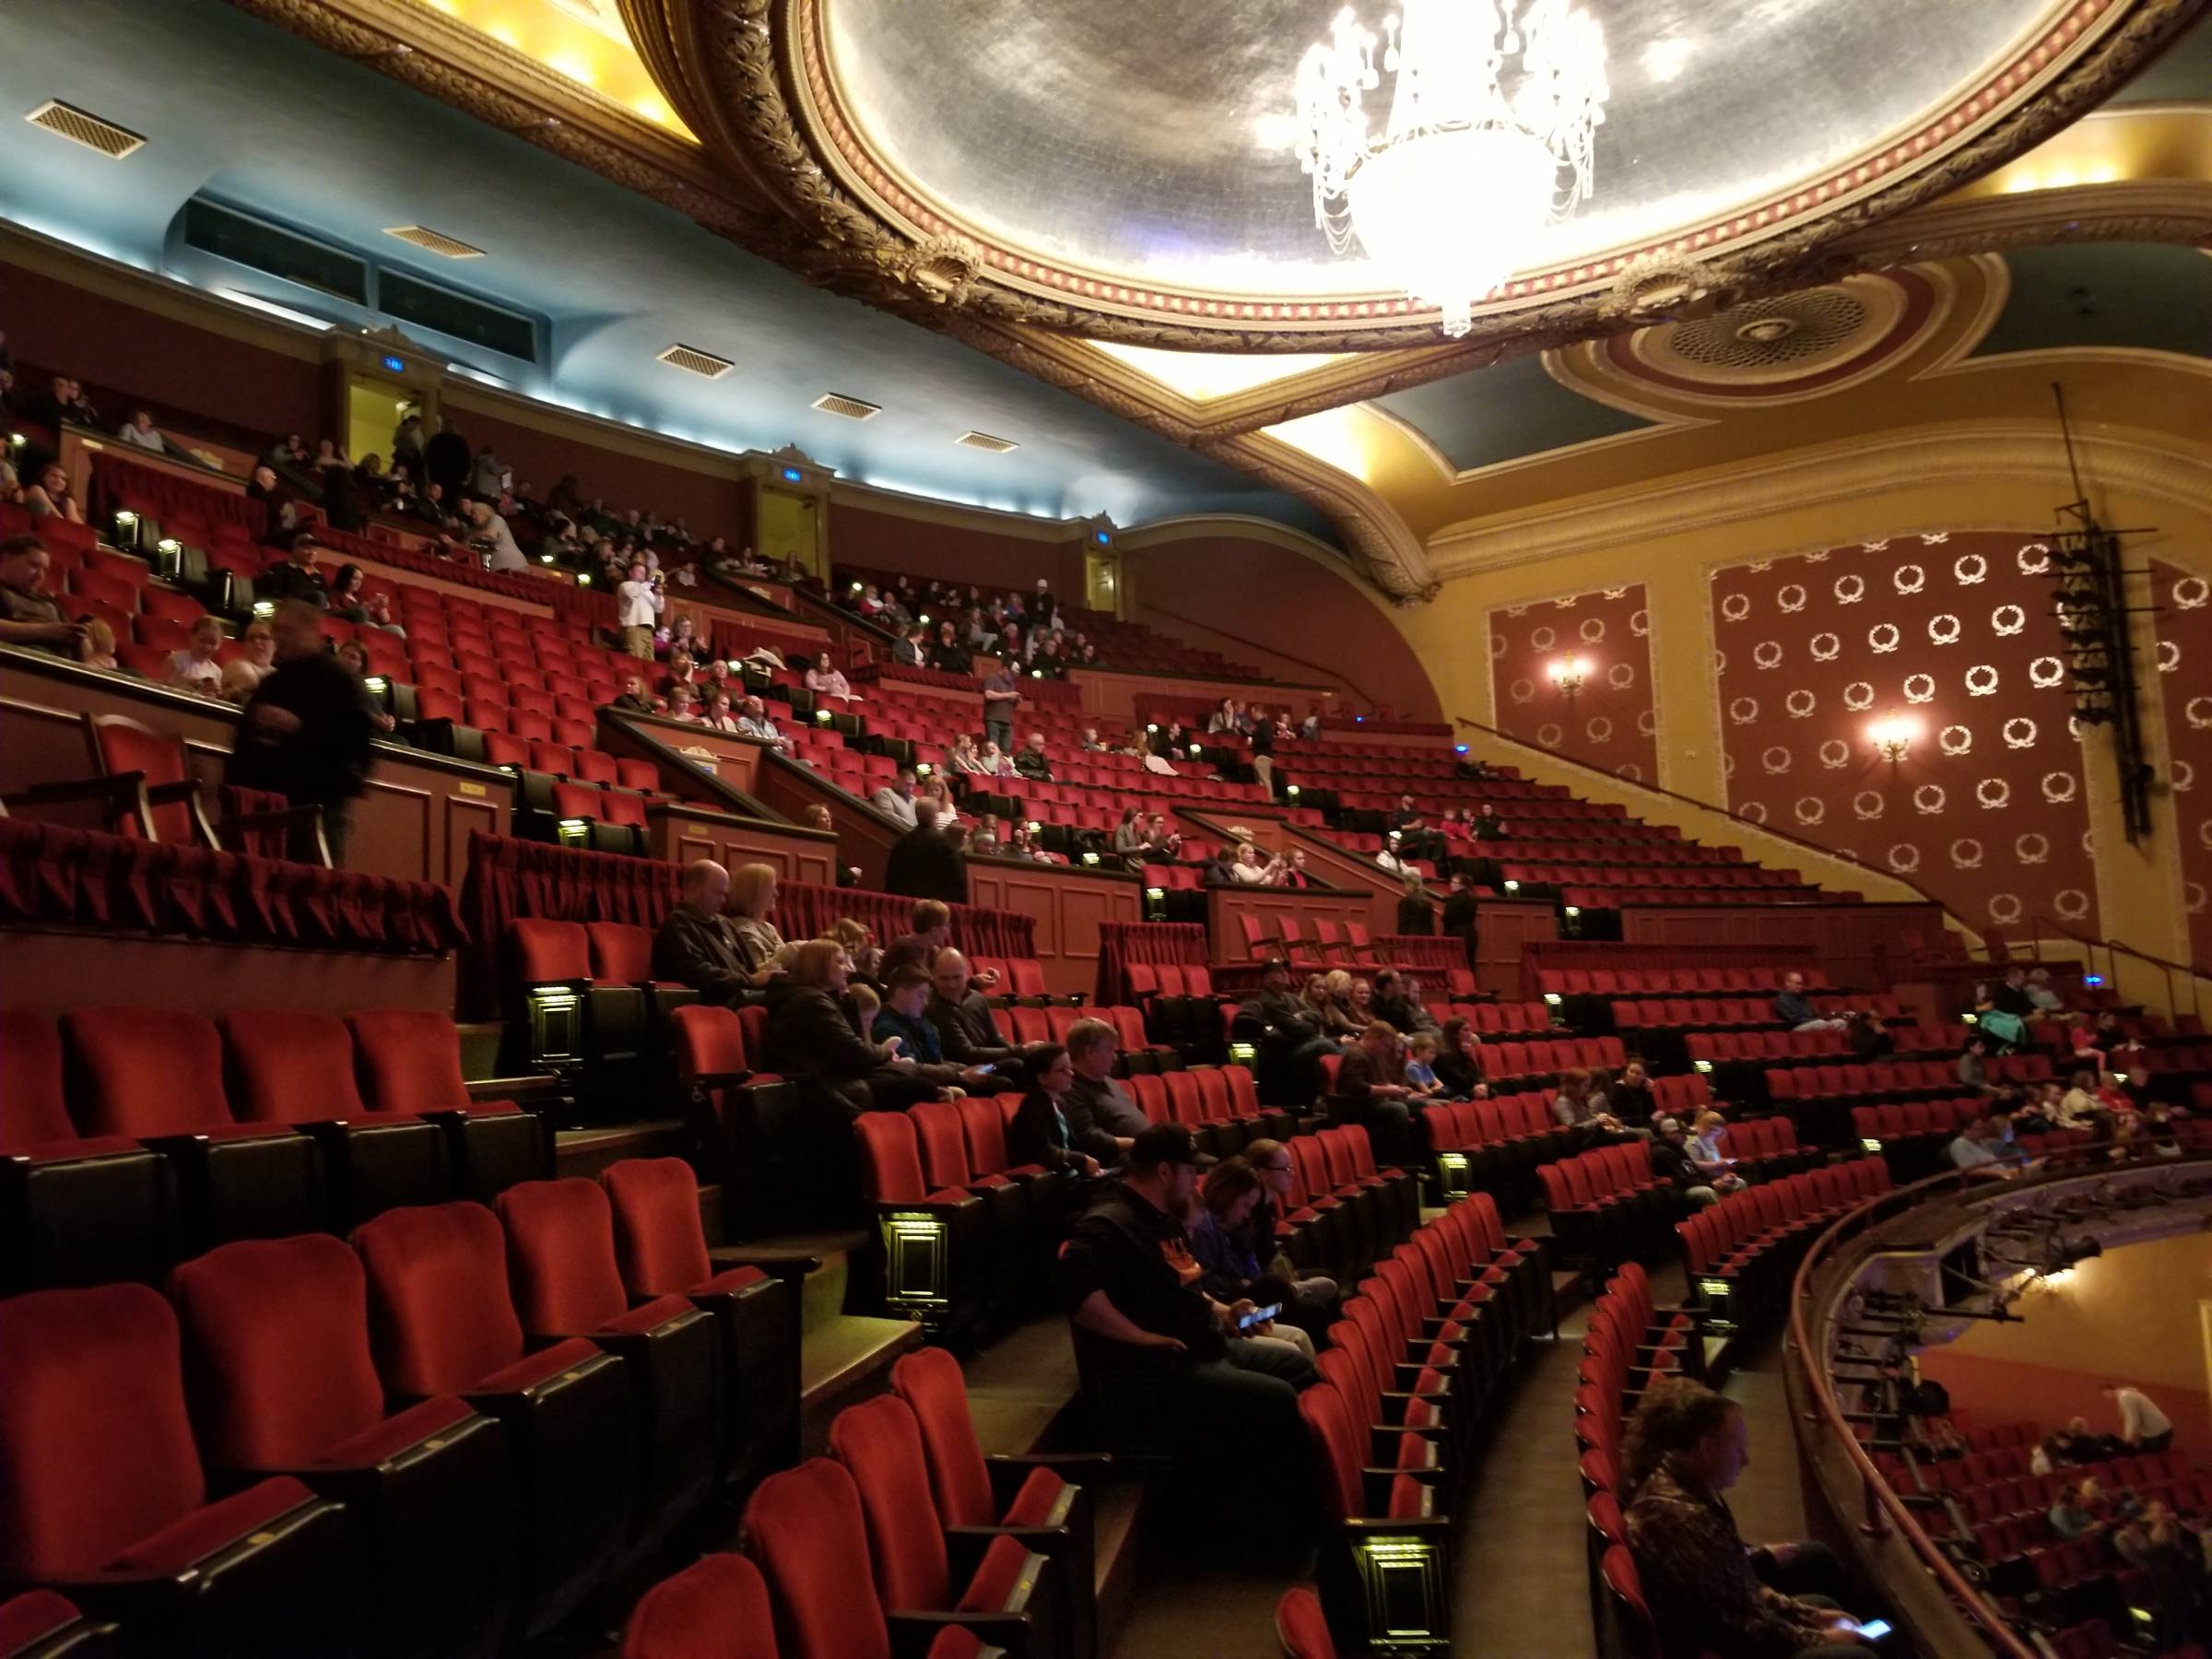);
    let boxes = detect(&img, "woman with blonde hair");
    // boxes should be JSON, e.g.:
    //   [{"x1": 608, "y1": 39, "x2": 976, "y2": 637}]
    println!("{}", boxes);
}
[
  {"x1": 761, "y1": 940, "x2": 913, "y2": 1118},
  {"x1": 721, "y1": 862, "x2": 787, "y2": 986},
  {"x1": 1317, "y1": 969, "x2": 1362, "y2": 1040}
]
